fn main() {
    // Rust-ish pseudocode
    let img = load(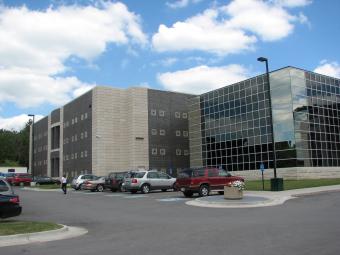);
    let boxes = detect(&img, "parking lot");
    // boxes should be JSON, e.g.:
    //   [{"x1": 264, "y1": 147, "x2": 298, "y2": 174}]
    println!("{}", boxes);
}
[{"x1": 2, "y1": 188, "x2": 340, "y2": 255}]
